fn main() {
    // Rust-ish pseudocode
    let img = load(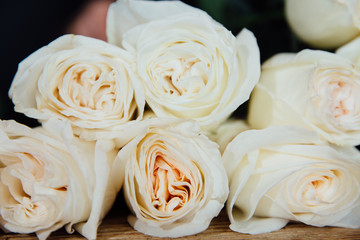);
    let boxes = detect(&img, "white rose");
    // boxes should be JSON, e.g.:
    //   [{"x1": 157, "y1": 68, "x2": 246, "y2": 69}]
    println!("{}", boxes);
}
[
  {"x1": 9, "y1": 34, "x2": 145, "y2": 137},
  {"x1": 285, "y1": 0, "x2": 360, "y2": 49},
  {"x1": 111, "y1": 118, "x2": 228, "y2": 237},
  {"x1": 0, "y1": 119, "x2": 119, "y2": 240},
  {"x1": 207, "y1": 119, "x2": 249, "y2": 154},
  {"x1": 107, "y1": 0, "x2": 260, "y2": 130},
  {"x1": 223, "y1": 126, "x2": 360, "y2": 234},
  {"x1": 248, "y1": 49, "x2": 360, "y2": 146}
]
